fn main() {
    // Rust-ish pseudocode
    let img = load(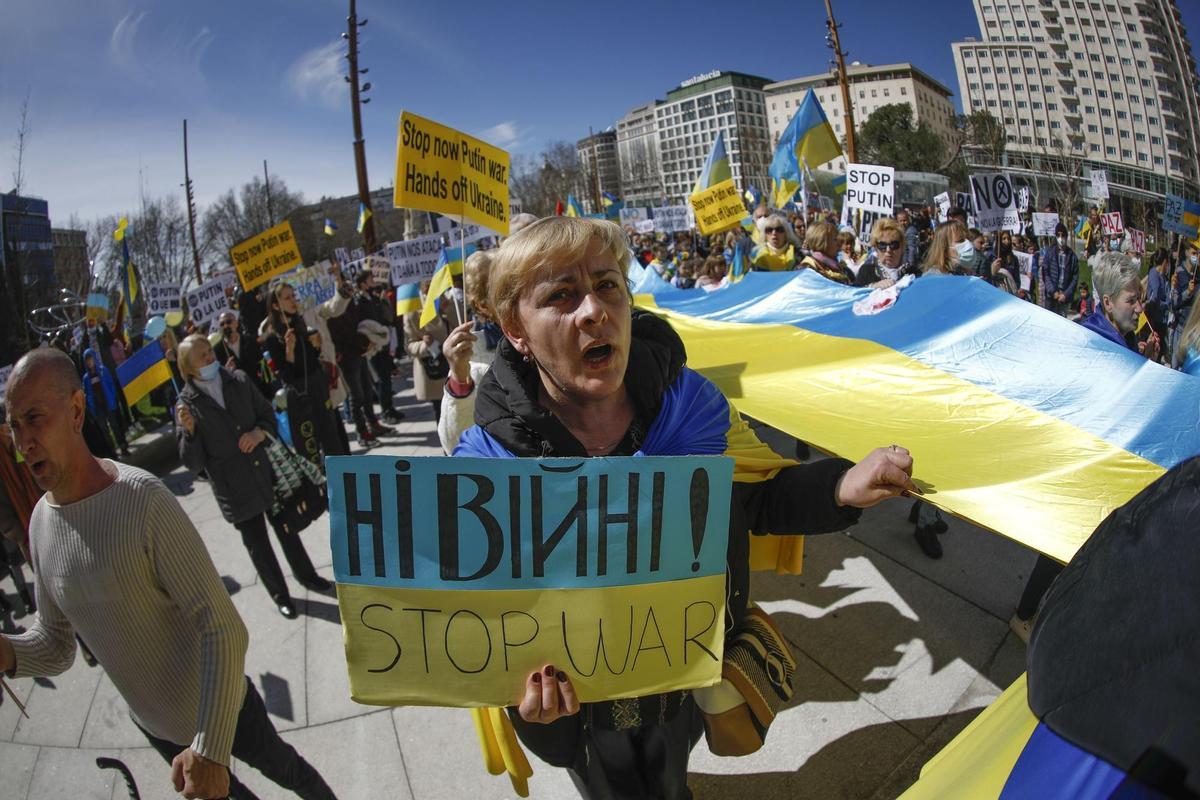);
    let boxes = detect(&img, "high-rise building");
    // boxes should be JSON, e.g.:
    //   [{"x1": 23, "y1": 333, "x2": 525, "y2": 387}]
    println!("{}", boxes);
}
[
  {"x1": 616, "y1": 101, "x2": 664, "y2": 208},
  {"x1": 575, "y1": 130, "x2": 621, "y2": 213},
  {"x1": 765, "y1": 63, "x2": 959, "y2": 173},
  {"x1": 0, "y1": 194, "x2": 55, "y2": 302},
  {"x1": 51, "y1": 228, "x2": 90, "y2": 297},
  {"x1": 951, "y1": 0, "x2": 1200, "y2": 201},
  {"x1": 655, "y1": 71, "x2": 774, "y2": 203}
]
